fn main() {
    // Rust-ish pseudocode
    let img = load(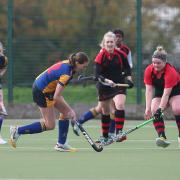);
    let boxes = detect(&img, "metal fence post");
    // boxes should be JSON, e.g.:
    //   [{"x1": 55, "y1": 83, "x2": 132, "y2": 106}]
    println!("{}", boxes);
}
[
  {"x1": 136, "y1": 0, "x2": 142, "y2": 104},
  {"x1": 7, "y1": 0, "x2": 14, "y2": 103}
]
